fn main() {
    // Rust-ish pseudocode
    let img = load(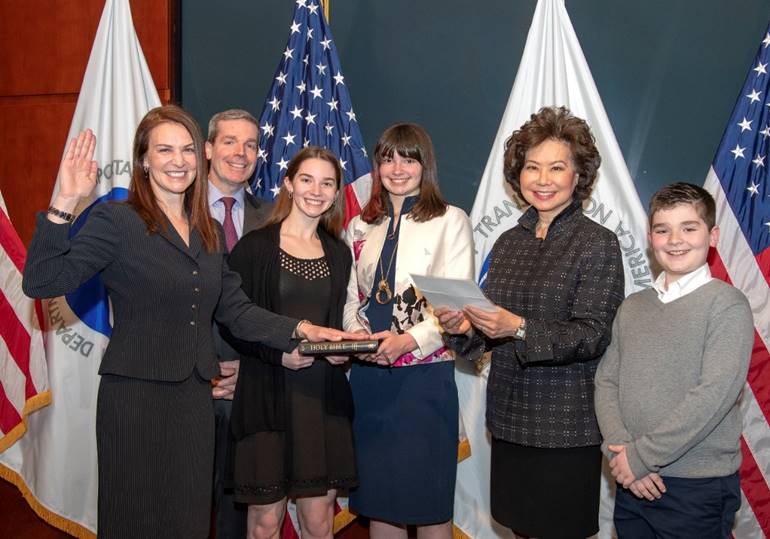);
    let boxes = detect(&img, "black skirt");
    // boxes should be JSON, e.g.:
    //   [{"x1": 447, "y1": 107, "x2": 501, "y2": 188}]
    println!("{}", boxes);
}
[
  {"x1": 490, "y1": 438, "x2": 602, "y2": 539},
  {"x1": 96, "y1": 371, "x2": 214, "y2": 539}
]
